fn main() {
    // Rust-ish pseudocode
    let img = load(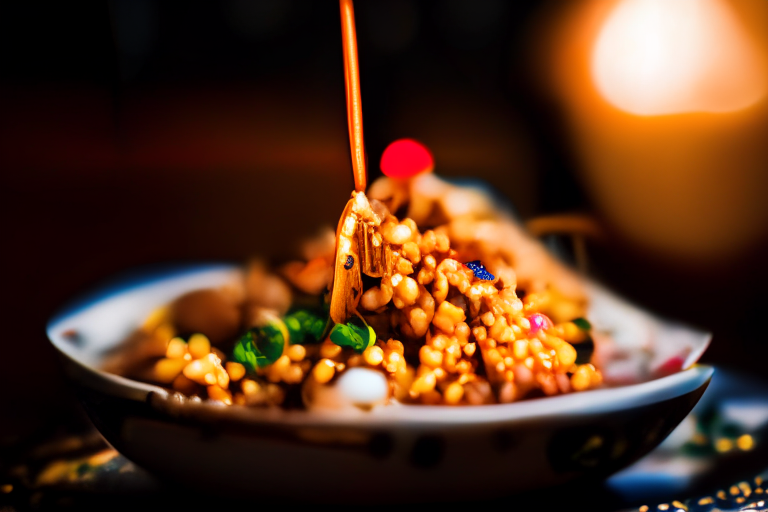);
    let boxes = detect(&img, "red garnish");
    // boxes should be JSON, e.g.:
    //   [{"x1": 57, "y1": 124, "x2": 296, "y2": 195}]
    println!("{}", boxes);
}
[
  {"x1": 380, "y1": 139, "x2": 434, "y2": 179},
  {"x1": 656, "y1": 356, "x2": 686, "y2": 377},
  {"x1": 528, "y1": 313, "x2": 554, "y2": 335}
]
